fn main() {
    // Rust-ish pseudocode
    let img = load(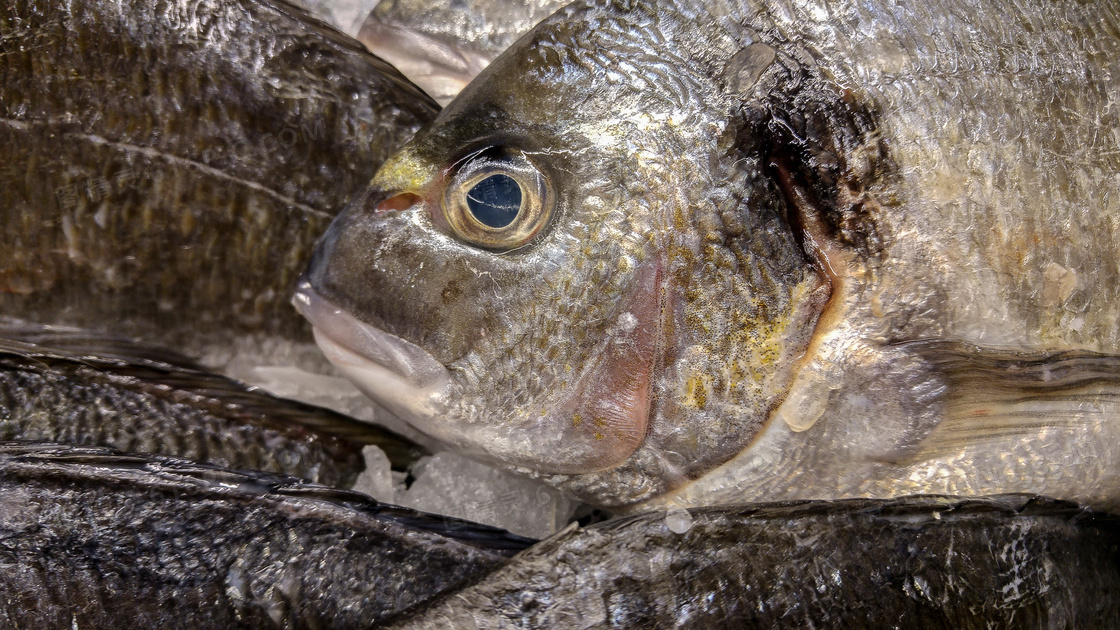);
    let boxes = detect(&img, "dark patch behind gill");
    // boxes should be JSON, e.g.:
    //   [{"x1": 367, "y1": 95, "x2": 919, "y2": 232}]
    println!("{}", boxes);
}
[{"x1": 735, "y1": 47, "x2": 894, "y2": 264}]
